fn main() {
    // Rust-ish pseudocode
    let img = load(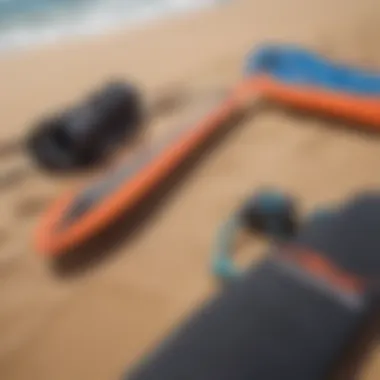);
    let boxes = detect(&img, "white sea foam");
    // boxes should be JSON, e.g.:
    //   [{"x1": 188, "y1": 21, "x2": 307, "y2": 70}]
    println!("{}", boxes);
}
[{"x1": 0, "y1": 0, "x2": 223, "y2": 53}]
